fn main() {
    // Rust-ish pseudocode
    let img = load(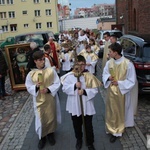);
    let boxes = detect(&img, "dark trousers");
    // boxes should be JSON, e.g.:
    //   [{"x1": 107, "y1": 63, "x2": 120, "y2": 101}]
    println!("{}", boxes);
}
[
  {"x1": 71, "y1": 115, "x2": 94, "y2": 145},
  {"x1": 0, "y1": 76, "x2": 5, "y2": 96}
]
